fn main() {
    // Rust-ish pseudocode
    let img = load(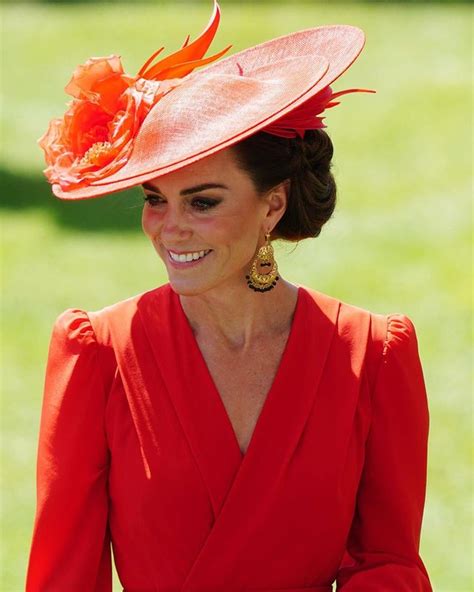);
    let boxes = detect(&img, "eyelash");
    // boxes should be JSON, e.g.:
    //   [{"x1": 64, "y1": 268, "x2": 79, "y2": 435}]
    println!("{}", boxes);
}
[{"x1": 143, "y1": 194, "x2": 220, "y2": 211}]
